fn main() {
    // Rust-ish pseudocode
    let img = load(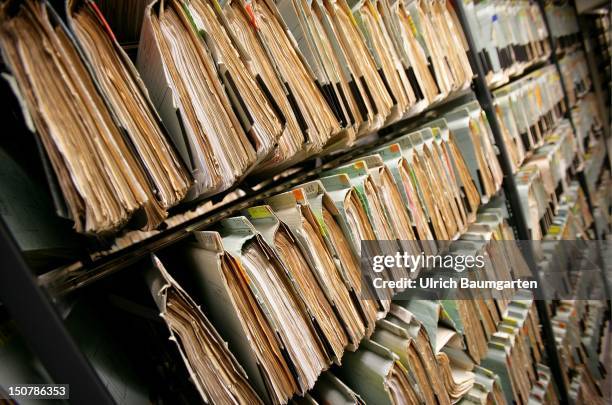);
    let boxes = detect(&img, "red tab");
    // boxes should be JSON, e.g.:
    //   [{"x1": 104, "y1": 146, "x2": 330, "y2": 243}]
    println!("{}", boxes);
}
[
  {"x1": 89, "y1": 2, "x2": 117, "y2": 43},
  {"x1": 245, "y1": 4, "x2": 257, "y2": 29}
]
